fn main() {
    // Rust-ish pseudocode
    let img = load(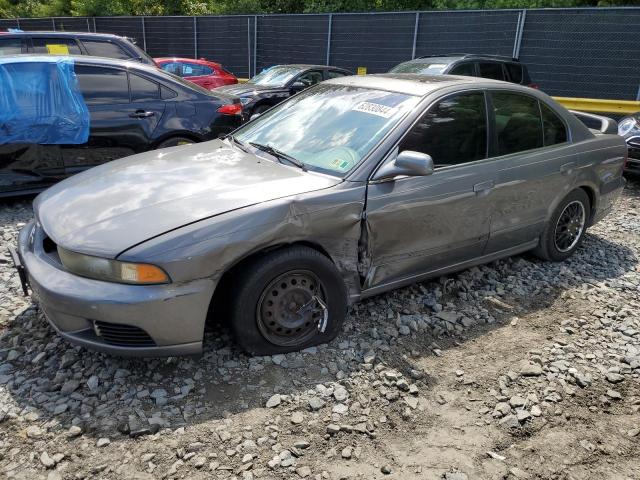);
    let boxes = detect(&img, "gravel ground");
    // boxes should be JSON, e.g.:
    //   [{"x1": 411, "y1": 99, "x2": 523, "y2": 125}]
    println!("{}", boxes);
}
[{"x1": 0, "y1": 179, "x2": 638, "y2": 480}]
